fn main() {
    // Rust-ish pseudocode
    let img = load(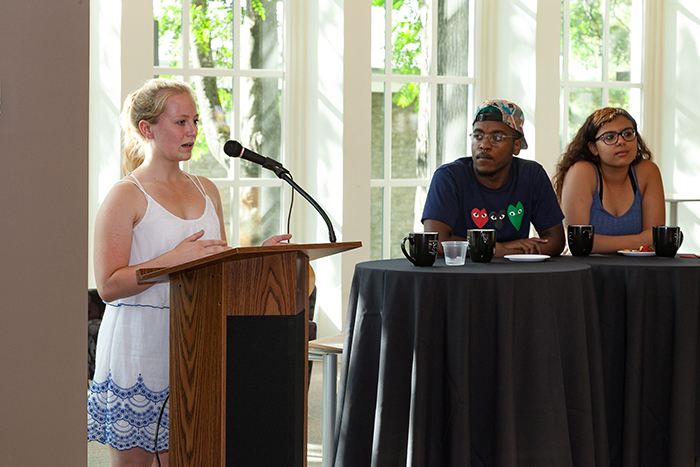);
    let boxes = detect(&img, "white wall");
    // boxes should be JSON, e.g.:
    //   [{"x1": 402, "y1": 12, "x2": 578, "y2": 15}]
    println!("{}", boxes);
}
[
  {"x1": 305, "y1": 0, "x2": 372, "y2": 337},
  {"x1": 89, "y1": 0, "x2": 154, "y2": 288},
  {"x1": 535, "y1": 0, "x2": 564, "y2": 177},
  {"x1": 306, "y1": 0, "x2": 349, "y2": 336},
  {"x1": 89, "y1": 0, "x2": 123, "y2": 288},
  {"x1": 341, "y1": 0, "x2": 372, "y2": 330},
  {"x1": 661, "y1": 0, "x2": 700, "y2": 252},
  {"x1": 493, "y1": 0, "x2": 539, "y2": 163}
]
